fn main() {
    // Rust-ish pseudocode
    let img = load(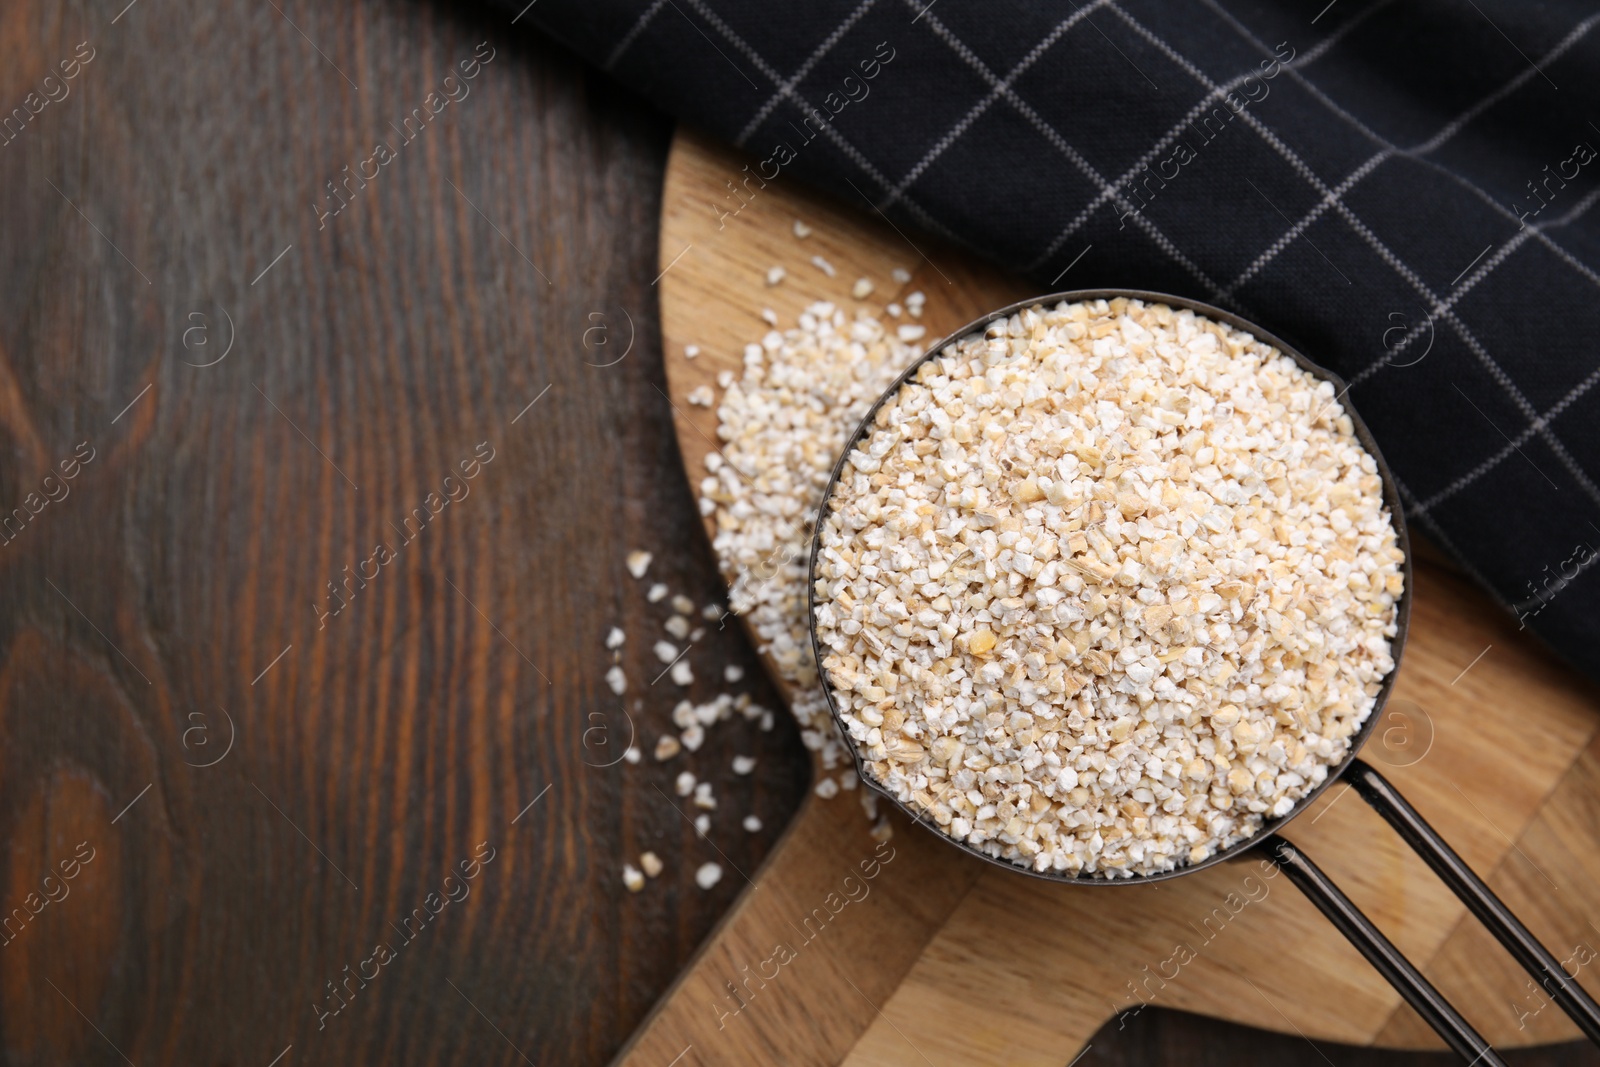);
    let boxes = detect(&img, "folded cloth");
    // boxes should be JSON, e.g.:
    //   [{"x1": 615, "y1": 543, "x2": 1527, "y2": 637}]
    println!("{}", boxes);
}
[{"x1": 511, "y1": 0, "x2": 1600, "y2": 684}]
